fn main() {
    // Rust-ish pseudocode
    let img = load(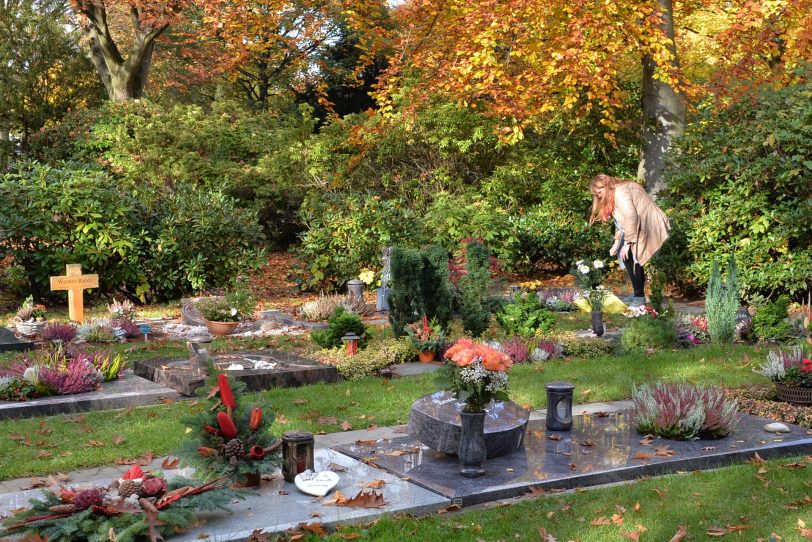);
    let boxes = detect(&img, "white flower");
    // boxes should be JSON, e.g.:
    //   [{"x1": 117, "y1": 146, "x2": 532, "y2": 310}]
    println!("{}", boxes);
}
[
  {"x1": 575, "y1": 260, "x2": 584, "y2": 267},
  {"x1": 578, "y1": 264, "x2": 590, "y2": 274},
  {"x1": 593, "y1": 260, "x2": 604, "y2": 269},
  {"x1": 230, "y1": 307, "x2": 238, "y2": 316}
]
